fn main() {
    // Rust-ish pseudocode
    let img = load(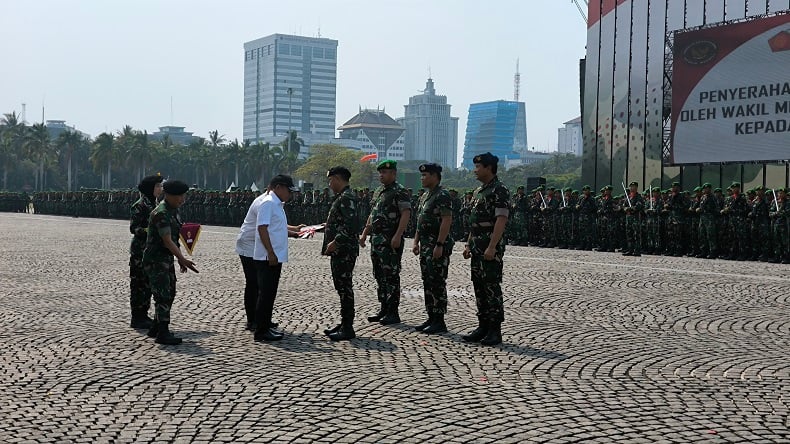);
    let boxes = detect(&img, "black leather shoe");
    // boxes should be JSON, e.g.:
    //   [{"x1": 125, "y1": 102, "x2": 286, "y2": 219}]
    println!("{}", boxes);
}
[
  {"x1": 245, "y1": 322, "x2": 257, "y2": 331},
  {"x1": 379, "y1": 312, "x2": 401, "y2": 325},
  {"x1": 155, "y1": 323, "x2": 182, "y2": 345},
  {"x1": 130, "y1": 312, "x2": 153, "y2": 329},
  {"x1": 422, "y1": 317, "x2": 447, "y2": 335},
  {"x1": 147, "y1": 321, "x2": 159, "y2": 338},
  {"x1": 254, "y1": 328, "x2": 284, "y2": 342},
  {"x1": 480, "y1": 323, "x2": 502, "y2": 346},
  {"x1": 462, "y1": 324, "x2": 488, "y2": 342},
  {"x1": 328, "y1": 324, "x2": 355, "y2": 341},
  {"x1": 414, "y1": 317, "x2": 432, "y2": 331},
  {"x1": 324, "y1": 324, "x2": 342, "y2": 336},
  {"x1": 367, "y1": 303, "x2": 386, "y2": 322}
]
